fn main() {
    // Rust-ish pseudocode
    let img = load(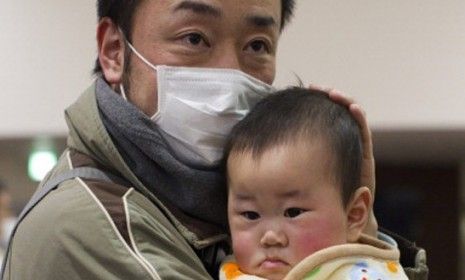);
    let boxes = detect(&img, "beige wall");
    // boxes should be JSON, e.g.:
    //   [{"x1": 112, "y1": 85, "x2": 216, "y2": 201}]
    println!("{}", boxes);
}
[
  {"x1": 0, "y1": 0, "x2": 96, "y2": 137},
  {"x1": 274, "y1": 0, "x2": 465, "y2": 129}
]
